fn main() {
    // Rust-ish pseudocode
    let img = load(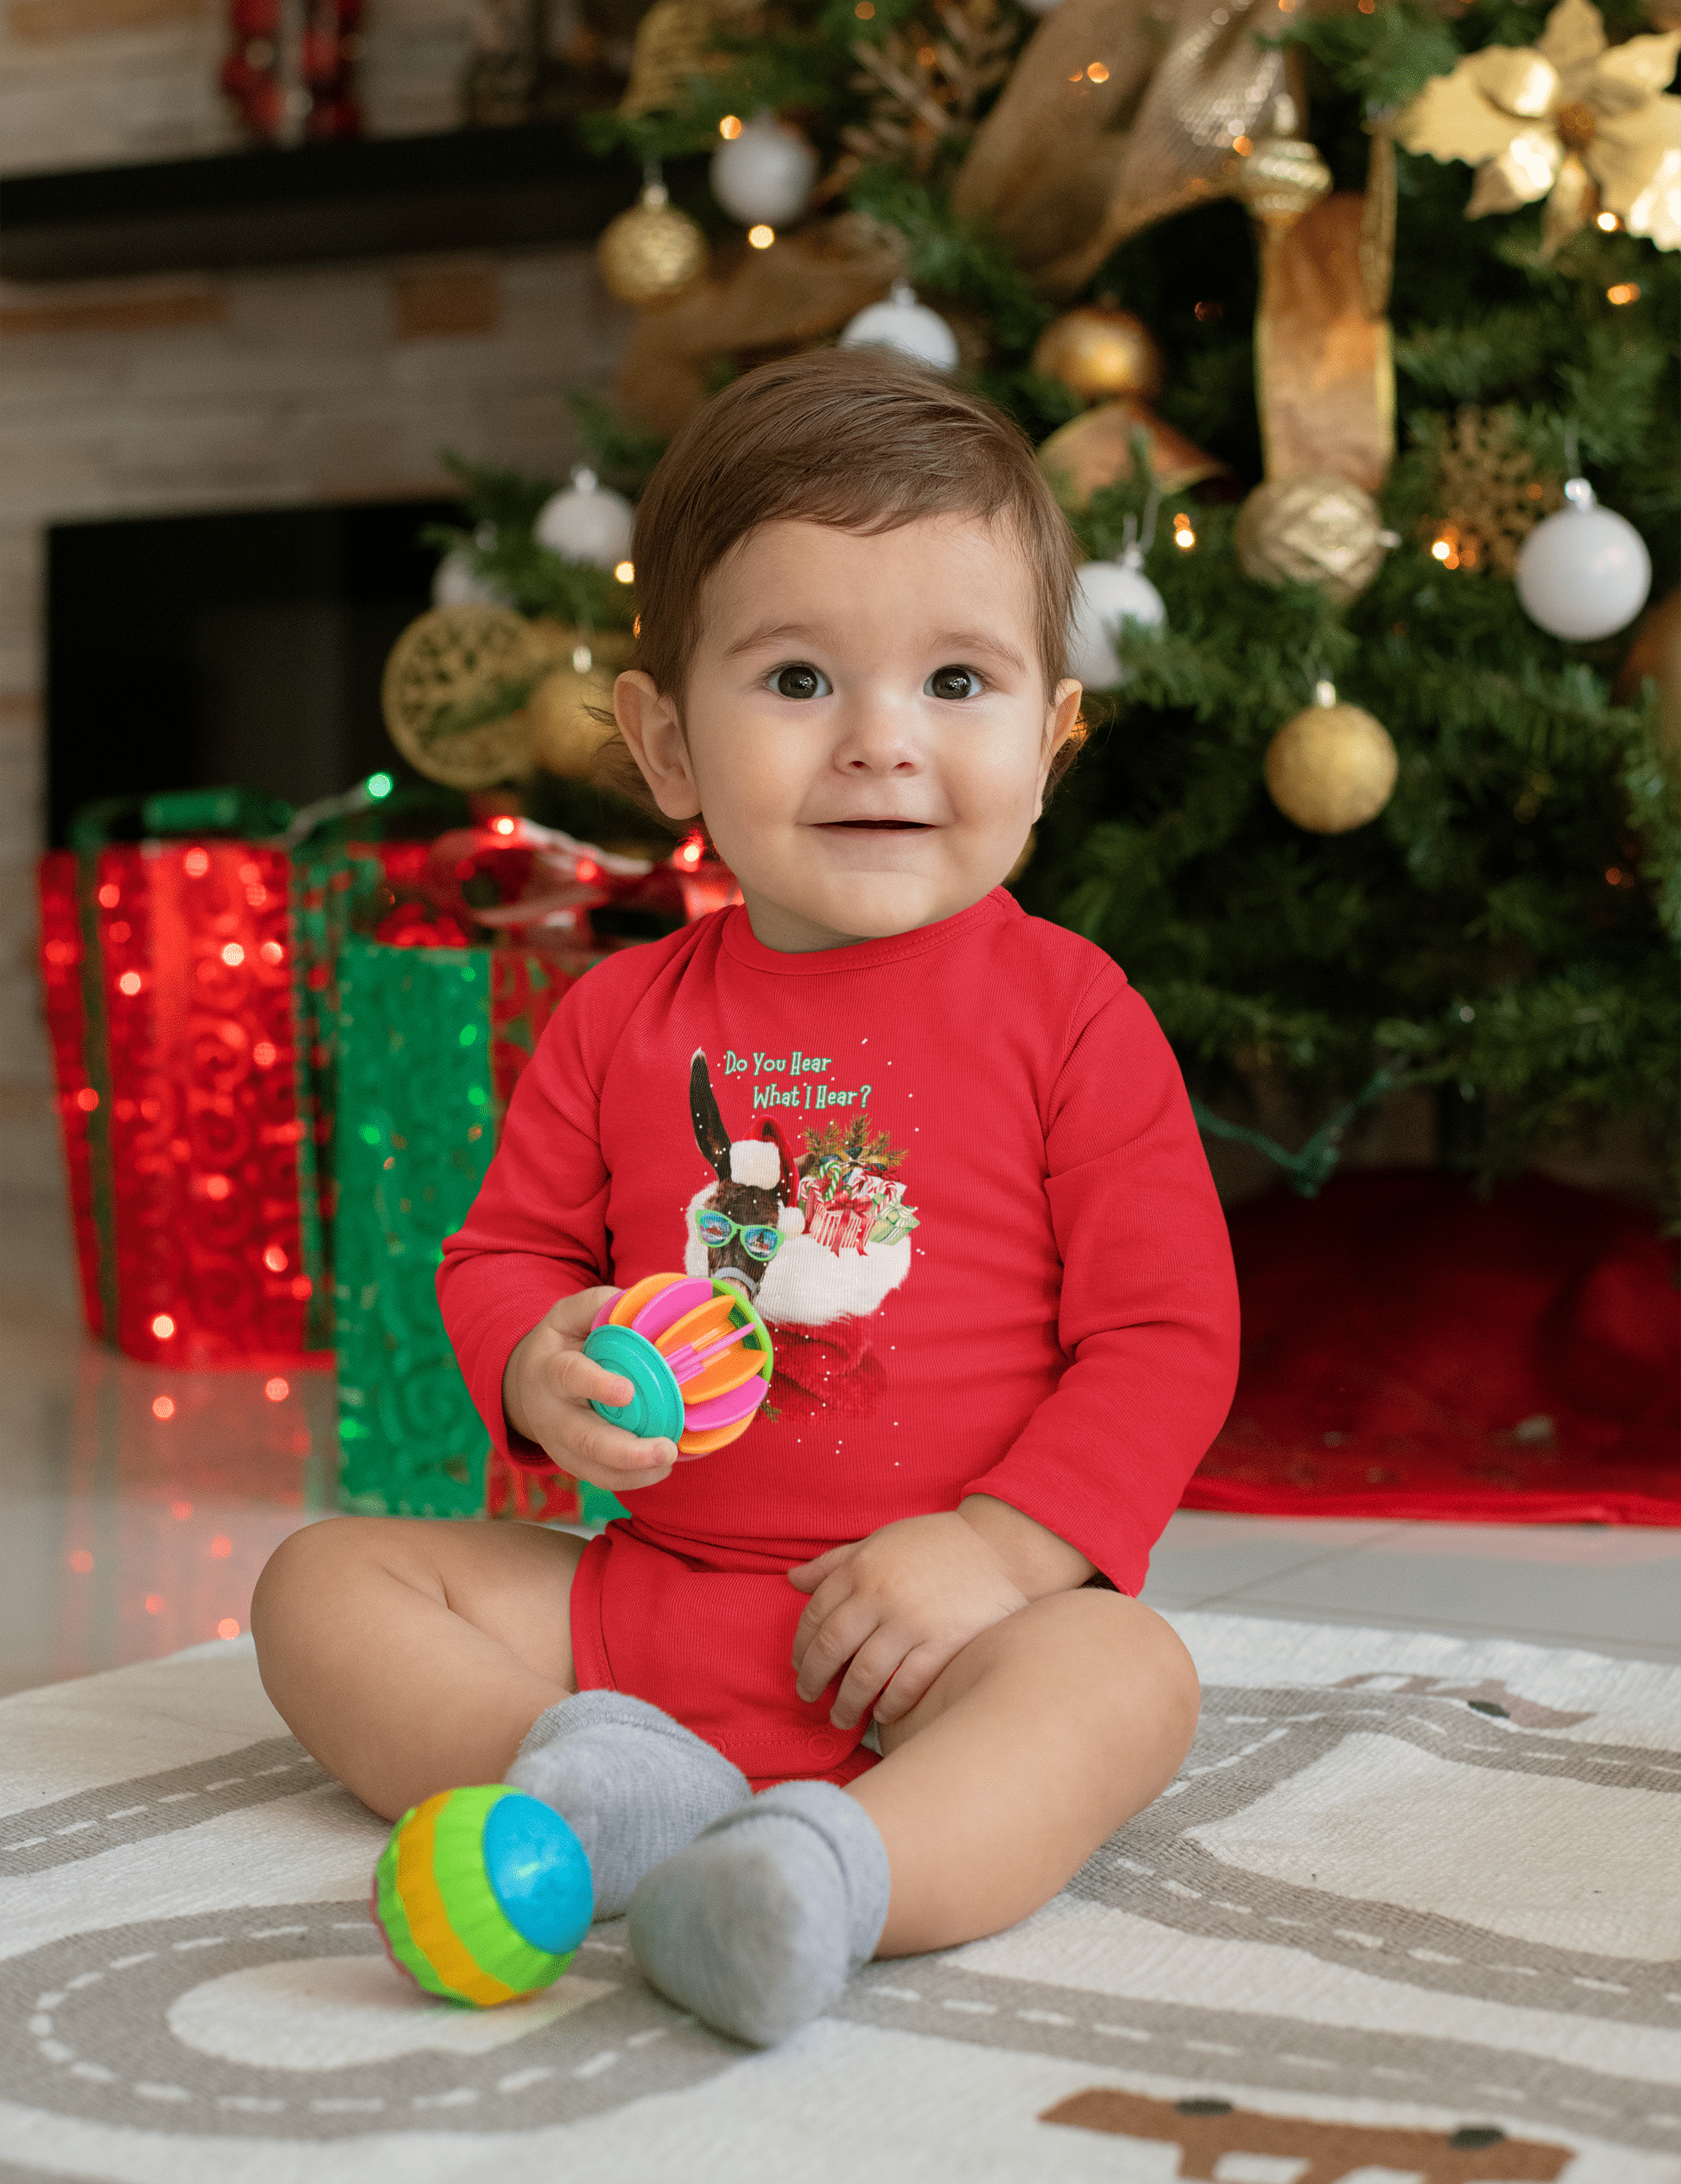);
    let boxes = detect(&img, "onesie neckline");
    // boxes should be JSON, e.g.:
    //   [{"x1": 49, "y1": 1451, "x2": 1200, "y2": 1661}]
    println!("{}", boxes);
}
[{"x1": 719, "y1": 887, "x2": 1013, "y2": 976}]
